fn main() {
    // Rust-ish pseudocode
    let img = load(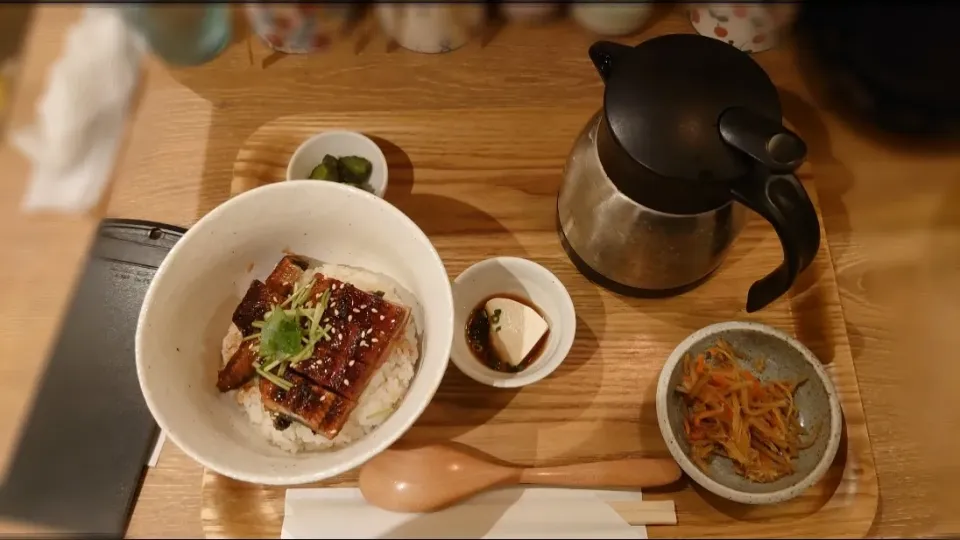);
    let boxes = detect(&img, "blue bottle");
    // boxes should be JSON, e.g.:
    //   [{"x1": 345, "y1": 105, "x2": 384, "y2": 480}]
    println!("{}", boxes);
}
[{"x1": 122, "y1": 4, "x2": 232, "y2": 67}]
